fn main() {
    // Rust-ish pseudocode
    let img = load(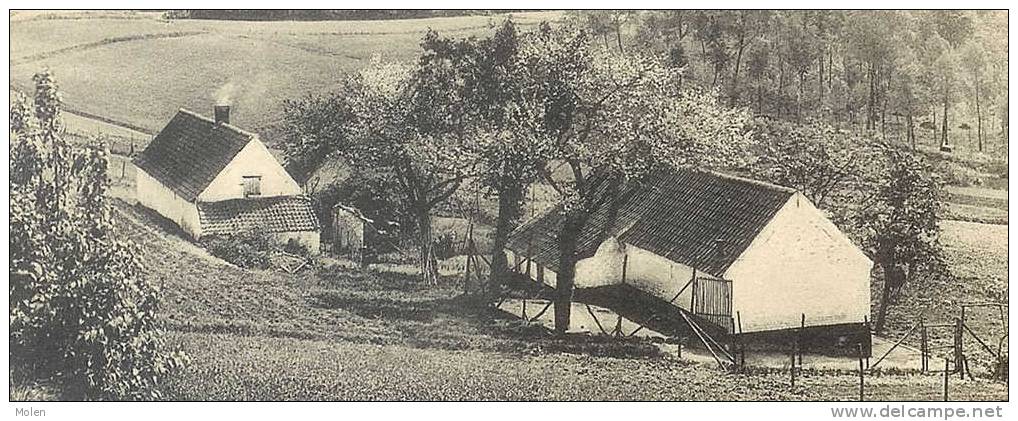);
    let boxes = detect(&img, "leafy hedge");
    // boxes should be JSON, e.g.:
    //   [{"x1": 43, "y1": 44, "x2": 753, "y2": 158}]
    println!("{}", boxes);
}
[
  {"x1": 10, "y1": 73, "x2": 185, "y2": 400},
  {"x1": 200, "y1": 230, "x2": 278, "y2": 269}
]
